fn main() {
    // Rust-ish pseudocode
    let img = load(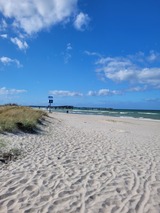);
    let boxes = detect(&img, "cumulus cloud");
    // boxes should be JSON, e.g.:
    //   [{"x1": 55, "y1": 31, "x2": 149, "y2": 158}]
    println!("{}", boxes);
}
[
  {"x1": 95, "y1": 52, "x2": 160, "y2": 89},
  {"x1": 74, "y1": 12, "x2": 90, "y2": 31},
  {"x1": 49, "y1": 90, "x2": 83, "y2": 97},
  {"x1": 0, "y1": 56, "x2": 22, "y2": 67},
  {"x1": 0, "y1": 0, "x2": 79, "y2": 35},
  {"x1": 87, "y1": 89, "x2": 122, "y2": 96},
  {"x1": 0, "y1": 87, "x2": 27, "y2": 95},
  {"x1": 11, "y1": 37, "x2": 28, "y2": 50}
]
